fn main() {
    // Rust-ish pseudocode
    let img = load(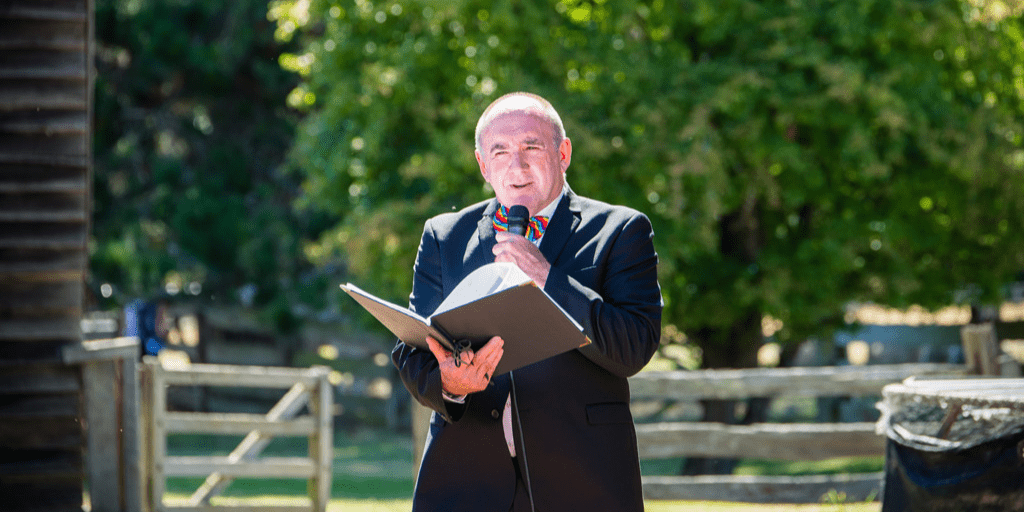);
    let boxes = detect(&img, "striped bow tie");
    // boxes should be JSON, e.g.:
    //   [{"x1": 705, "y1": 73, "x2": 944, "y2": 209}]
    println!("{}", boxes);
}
[{"x1": 493, "y1": 205, "x2": 549, "y2": 243}]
